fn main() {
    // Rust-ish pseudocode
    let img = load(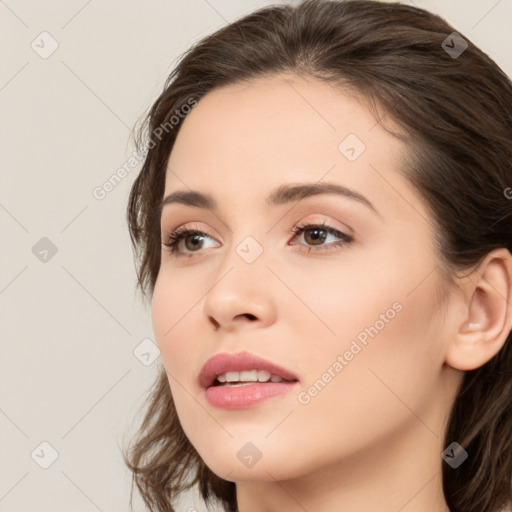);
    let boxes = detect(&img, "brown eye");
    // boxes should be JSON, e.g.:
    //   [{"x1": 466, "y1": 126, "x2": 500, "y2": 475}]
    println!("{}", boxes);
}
[
  {"x1": 162, "y1": 228, "x2": 220, "y2": 257},
  {"x1": 302, "y1": 227, "x2": 328, "y2": 245},
  {"x1": 182, "y1": 233, "x2": 206, "y2": 251},
  {"x1": 290, "y1": 223, "x2": 353, "y2": 252}
]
